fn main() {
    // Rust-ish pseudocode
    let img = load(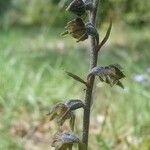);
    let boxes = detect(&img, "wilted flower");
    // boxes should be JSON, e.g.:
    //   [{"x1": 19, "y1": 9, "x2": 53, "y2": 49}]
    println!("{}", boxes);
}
[
  {"x1": 62, "y1": 18, "x2": 88, "y2": 42},
  {"x1": 48, "y1": 103, "x2": 68, "y2": 121},
  {"x1": 48, "y1": 103, "x2": 74, "y2": 127},
  {"x1": 88, "y1": 64, "x2": 125, "y2": 88},
  {"x1": 51, "y1": 131, "x2": 83, "y2": 150},
  {"x1": 48, "y1": 100, "x2": 84, "y2": 130},
  {"x1": 62, "y1": 18, "x2": 99, "y2": 43}
]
